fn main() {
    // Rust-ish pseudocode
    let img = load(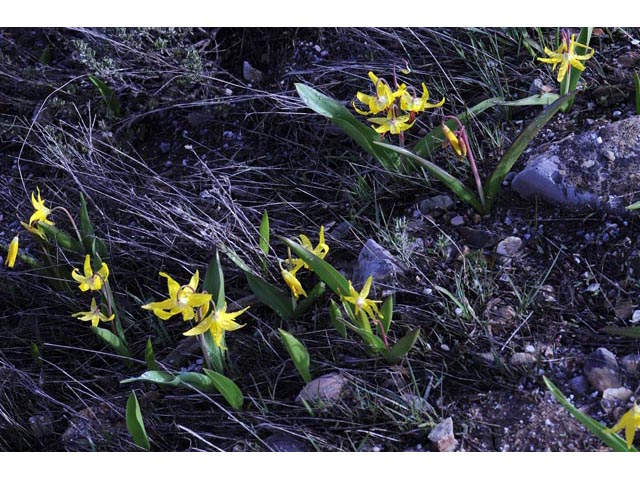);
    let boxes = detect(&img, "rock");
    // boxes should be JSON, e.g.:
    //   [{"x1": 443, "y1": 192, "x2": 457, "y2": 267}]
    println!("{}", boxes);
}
[
  {"x1": 568, "y1": 375, "x2": 590, "y2": 396},
  {"x1": 352, "y1": 239, "x2": 404, "y2": 287},
  {"x1": 584, "y1": 348, "x2": 621, "y2": 392},
  {"x1": 456, "y1": 226, "x2": 500, "y2": 249},
  {"x1": 296, "y1": 372, "x2": 347, "y2": 404},
  {"x1": 428, "y1": 417, "x2": 457, "y2": 452},
  {"x1": 509, "y1": 352, "x2": 537, "y2": 367},
  {"x1": 473, "y1": 351, "x2": 503, "y2": 368},
  {"x1": 621, "y1": 354, "x2": 640, "y2": 374},
  {"x1": 28, "y1": 413, "x2": 55, "y2": 440},
  {"x1": 512, "y1": 116, "x2": 640, "y2": 213},
  {"x1": 496, "y1": 236, "x2": 523, "y2": 257},
  {"x1": 633, "y1": 310, "x2": 640, "y2": 323},
  {"x1": 264, "y1": 433, "x2": 309, "y2": 452},
  {"x1": 242, "y1": 60, "x2": 263, "y2": 84},
  {"x1": 419, "y1": 195, "x2": 454, "y2": 215},
  {"x1": 450, "y1": 215, "x2": 465, "y2": 227},
  {"x1": 614, "y1": 298, "x2": 634, "y2": 320},
  {"x1": 601, "y1": 387, "x2": 633, "y2": 413}
]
